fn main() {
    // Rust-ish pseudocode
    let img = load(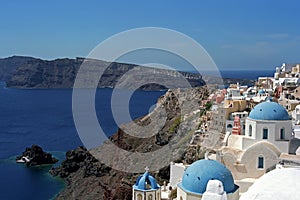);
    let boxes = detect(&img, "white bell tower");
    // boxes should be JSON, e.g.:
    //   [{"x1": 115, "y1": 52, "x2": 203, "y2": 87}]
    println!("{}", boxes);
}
[{"x1": 132, "y1": 167, "x2": 161, "y2": 200}]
